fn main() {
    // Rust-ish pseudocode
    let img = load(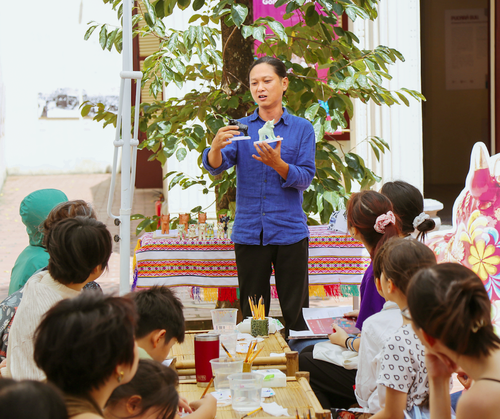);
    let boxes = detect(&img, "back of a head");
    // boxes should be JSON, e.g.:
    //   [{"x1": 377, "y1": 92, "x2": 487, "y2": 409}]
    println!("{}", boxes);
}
[
  {"x1": 128, "y1": 286, "x2": 185, "y2": 344},
  {"x1": 380, "y1": 181, "x2": 435, "y2": 241},
  {"x1": 373, "y1": 237, "x2": 436, "y2": 294},
  {"x1": 408, "y1": 263, "x2": 500, "y2": 358},
  {"x1": 0, "y1": 379, "x2": 67, "y2": 419},
  {"x1": 45, "y1": 216, "x2": 112, "y2": 285},
  {"x1": 346, "y1": 190, "x2": 400, "y2": 257},
  {"x1": 19, "y1": 189, "x2": 68, "y2": 247},
  {"x1": 34, "y1": 292, "x2": 137, "y2": 396},
  {"x1": 43, "y1": 200, "x2": 96, "y2": 247},
  {"x1": 106, "y1": 359, "x2": 179, "y2": 419}
]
